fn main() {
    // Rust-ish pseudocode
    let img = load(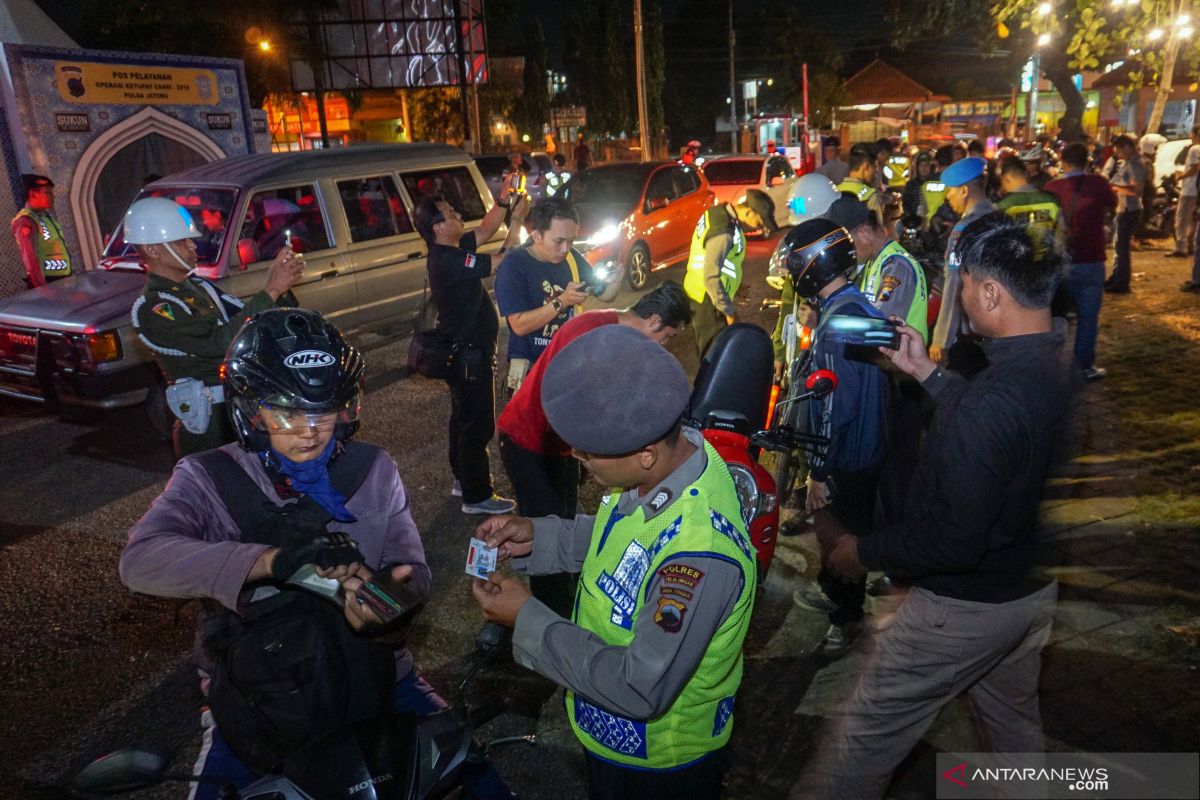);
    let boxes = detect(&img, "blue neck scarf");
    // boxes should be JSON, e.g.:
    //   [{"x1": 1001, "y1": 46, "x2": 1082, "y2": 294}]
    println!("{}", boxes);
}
[{"x1": 265, "y1": 438, "x2": 357, "y2": 523}]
